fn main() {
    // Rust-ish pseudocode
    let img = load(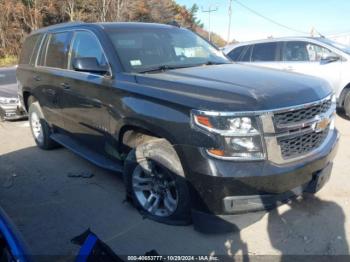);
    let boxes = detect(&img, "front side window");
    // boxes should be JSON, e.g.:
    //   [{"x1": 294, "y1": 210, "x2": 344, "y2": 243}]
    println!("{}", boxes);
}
[
  {"x1": 306, "y1": 43, "x2": 332, "y2": 61},
  {"x1": 106, "y1": 28, "x2": 229, "y2": 73},
  {"x1": 45, "y1": 32, "x2": 72, "y2": 69},
  {"x1": 283, "y1": 41, "x2": 333, "y2": 62},
  {"x1": 251, "y1": 42, "x2": 278, "y2": 62},
  {"x1": 70, "y1": 31, "x2": 108, "y2": 69}
]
